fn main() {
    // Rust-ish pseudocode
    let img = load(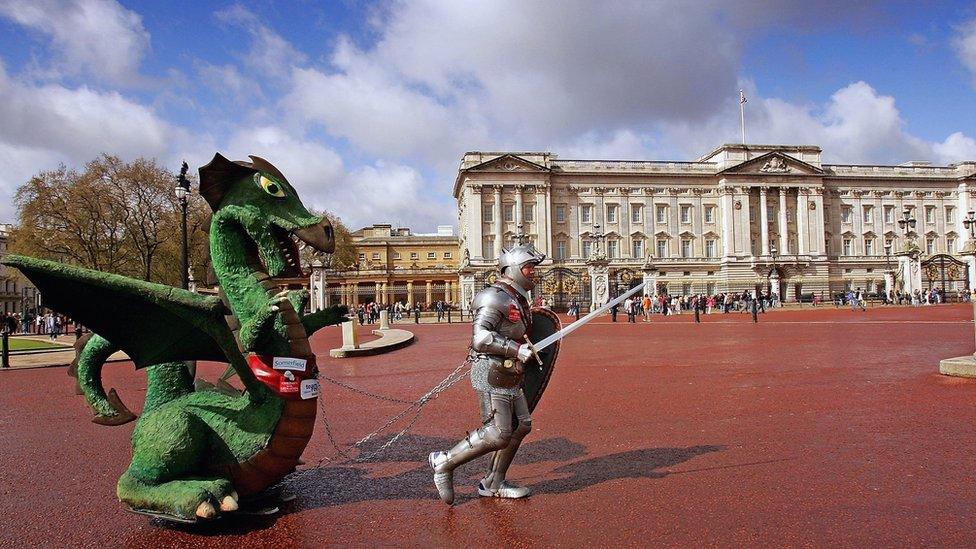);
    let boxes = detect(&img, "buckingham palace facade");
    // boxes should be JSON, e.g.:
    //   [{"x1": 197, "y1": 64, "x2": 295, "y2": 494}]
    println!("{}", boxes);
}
[{"x1": 453, "y1": 144, "x2": 976, "y2": 310}]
